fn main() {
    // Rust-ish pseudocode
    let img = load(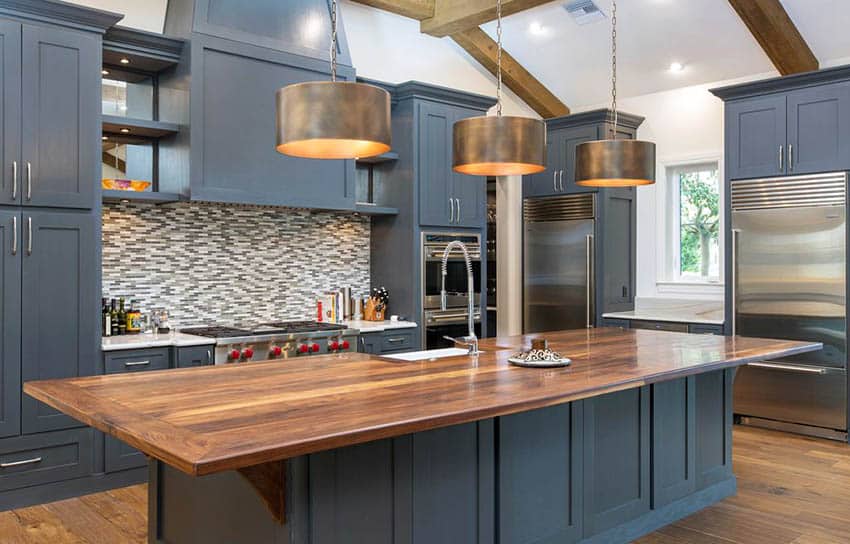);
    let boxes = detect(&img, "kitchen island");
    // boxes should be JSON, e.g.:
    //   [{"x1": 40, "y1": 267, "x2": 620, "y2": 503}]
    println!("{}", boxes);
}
[{"x1": 25, "y1": 328, "x2": 819, "y2": 544}]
